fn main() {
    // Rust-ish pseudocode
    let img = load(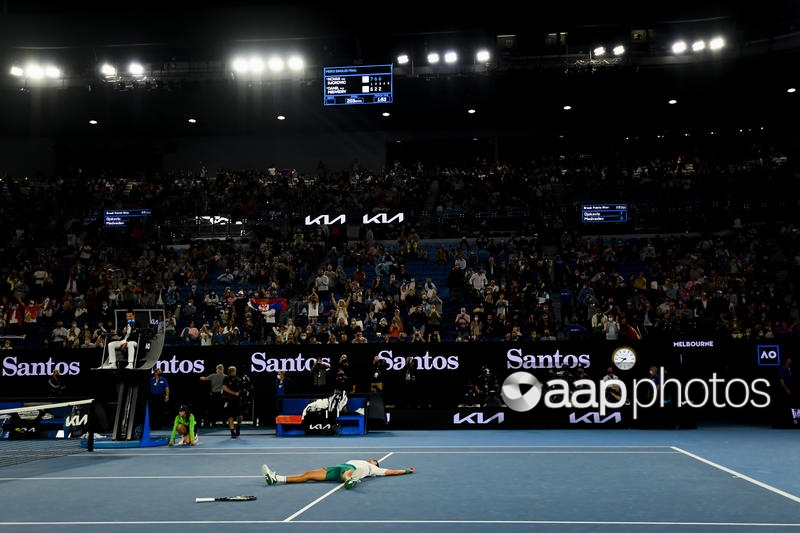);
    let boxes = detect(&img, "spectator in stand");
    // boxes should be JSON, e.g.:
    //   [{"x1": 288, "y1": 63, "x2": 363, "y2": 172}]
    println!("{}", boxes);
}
[
  {"x1": 65, "y1": 320, "x2": 82, "y2": 349},
  {"x1": 23, "y1": 298, "x2": 42, "y2": 336},
  {"x1": 199, "y1": 322, "x2": 213, "y2": 346},
  {"x1": 388, "y1": 315, "x2": 404, "y2": 341},
  {"x1": 562, "y1": 316, "x2": 589, "y2": 340},
  {"x1": 407, "y1": 304, "x2": 428, "y2": 338},
  {"x1": 426, "y1": 303, "x2": 442, "y2": 333},
  {"x1": 182, "y1": 298, "x2": 198, "y2": 319},
  {"x1": 217, "y1": 268, "x2": 234, "y2": 284},
  {"x1": 315, "y1": 269, "x2": 331, "y2": 303},
  {"x1": 164, "y1": 311, "x2": 177, "y2": 335},
  {"x1": 604, "y1": 313, "x2": 620, "y2": 340},
  {"x1": 468, "y1": 267, "x2": 488, "y2": 299},
  {"x1": 6, "y1": 299, "x2": 23, "y2": 335},
  {"x1": 370, "y1": 294, "x2": 388, "y2": 315},
  {"x1": 232, "y1": 290, "x2": 248, "y2": 328},
  {"x1": 181, "y1": 320, "x2": 200, "y2": 344},
  {"x1": 537, "y1": 327, "x2": 557, "y2": 341},
  {"x1": 223, "y1": 318, "x2": 241, "y2": 345},
  {"x1": 307, "y1": 288, "x2": 321, "y2": 325},
  {"x1": 375, "y1": 317, "x2": 390, "y2": 339},
  {"x1": 362, "y1": 309, "x2": 379, "y2": 335},
  {"x1": 433, "y1": 245, "x2": 448, "y2": 266},
  {"x1": 387, "y1": 274, "x2": 400, "y2": 305},
  {"x1": 203, "y1": 289, "x2": 220, "y2": 317},
  {"x1": 469, "y1": 314, "x2": 483, "y2": 341},
  {"x1": 455, "y1": 307, "x2": 471, "y2": 337}
]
